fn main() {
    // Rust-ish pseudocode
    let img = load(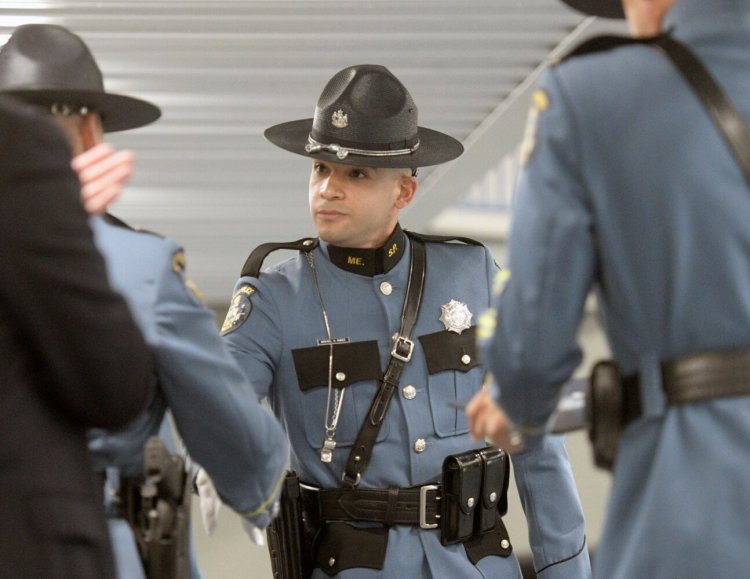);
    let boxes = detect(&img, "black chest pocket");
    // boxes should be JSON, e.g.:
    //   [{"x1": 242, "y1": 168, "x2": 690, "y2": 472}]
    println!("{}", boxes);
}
[
  {"x1": 292, "y1": 341, "x2": 386, "y2": 448},
  {"x1": 418, "y1": 326, "x2": 483, "y2": 437},
  {"x1": 292, "y1": 341, "x2": 381, "y2": 390}
]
